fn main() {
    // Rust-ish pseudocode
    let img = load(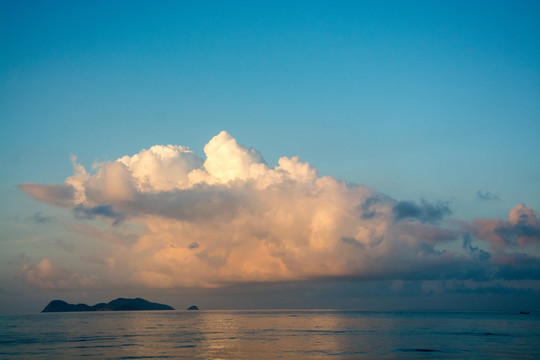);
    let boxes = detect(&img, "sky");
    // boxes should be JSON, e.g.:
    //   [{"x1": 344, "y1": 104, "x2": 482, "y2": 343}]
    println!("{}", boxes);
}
[{"x1": 1, "y1": 0, "x2": 539, "y2": 313}]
